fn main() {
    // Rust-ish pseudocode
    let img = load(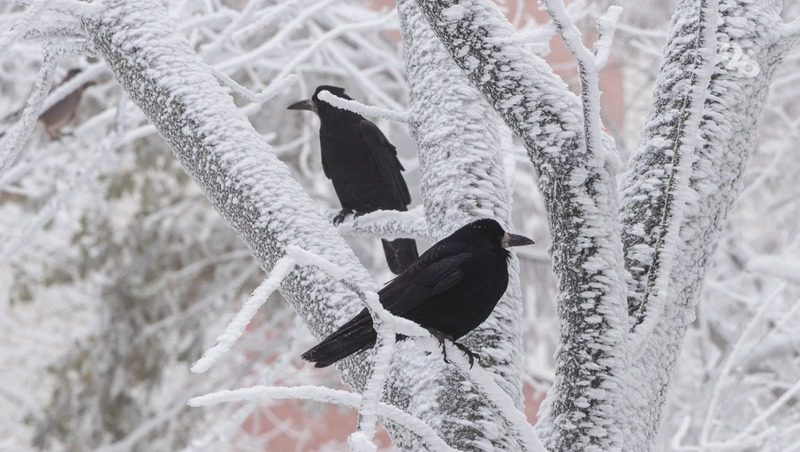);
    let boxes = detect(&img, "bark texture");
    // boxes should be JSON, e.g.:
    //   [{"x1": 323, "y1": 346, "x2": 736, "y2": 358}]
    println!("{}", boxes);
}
[
  {"x1": 413, "y1": 0, "x2": 794, "y2": 450},
  {"x1": 619, "y1": 0, "x2": 792, "y2": 448}
]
